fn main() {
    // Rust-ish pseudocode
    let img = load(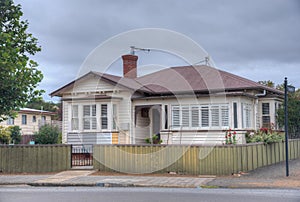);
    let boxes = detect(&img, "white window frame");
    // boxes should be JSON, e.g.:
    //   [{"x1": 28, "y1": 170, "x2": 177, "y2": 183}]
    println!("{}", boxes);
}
[
  {"x1": 242, "y1": 103, "x2": 252, "y2": 129},
  {"x1": 262, "y1": 102, "x2": 270, "y2": 128},
  {"x1": 69, "y1": 103, "x2": 114, "y2": 132},
  {"x1": 100, "y1": 104, "x2": 108, "y2": 130},
  {"x1": 83, "y1": 104, "x2": 97, "y2": 131},
  {"x1": 7, "y1": 117, "x2": 14, "y2": 125},
  {"x1": 21, "y1": 115, "x2": 27, "y2": 125},
  {"x1": 71, "y1": 105, "x2": 79, "y2": 131},
  {"x1": 171, "y1": 104, "x2": 229, "y2": 129}
]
